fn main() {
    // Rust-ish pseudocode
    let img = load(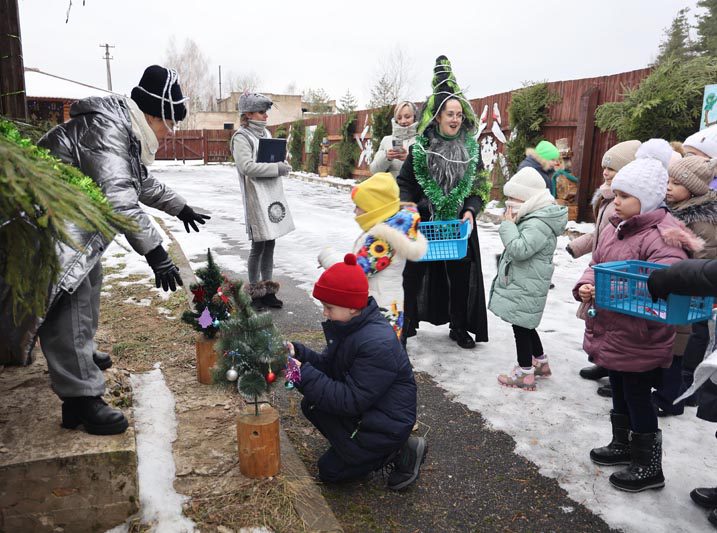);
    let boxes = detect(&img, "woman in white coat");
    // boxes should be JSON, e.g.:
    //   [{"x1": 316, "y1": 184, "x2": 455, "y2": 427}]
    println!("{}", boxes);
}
[
  {"x1": 370, "y1": 101, "x2": 418, "y2": 178},
  {"x1": 231, "y1": 93, "x2": 295, "y2": 309}
]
